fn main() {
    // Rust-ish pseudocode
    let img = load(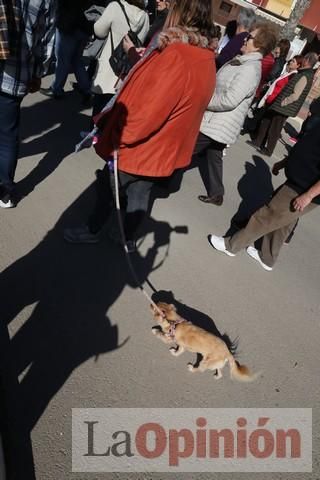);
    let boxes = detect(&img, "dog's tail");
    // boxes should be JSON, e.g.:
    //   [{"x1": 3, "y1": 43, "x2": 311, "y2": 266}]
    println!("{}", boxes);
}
[{"x1": 228, "y1": 355, "x2": 258, "y2": 382}]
